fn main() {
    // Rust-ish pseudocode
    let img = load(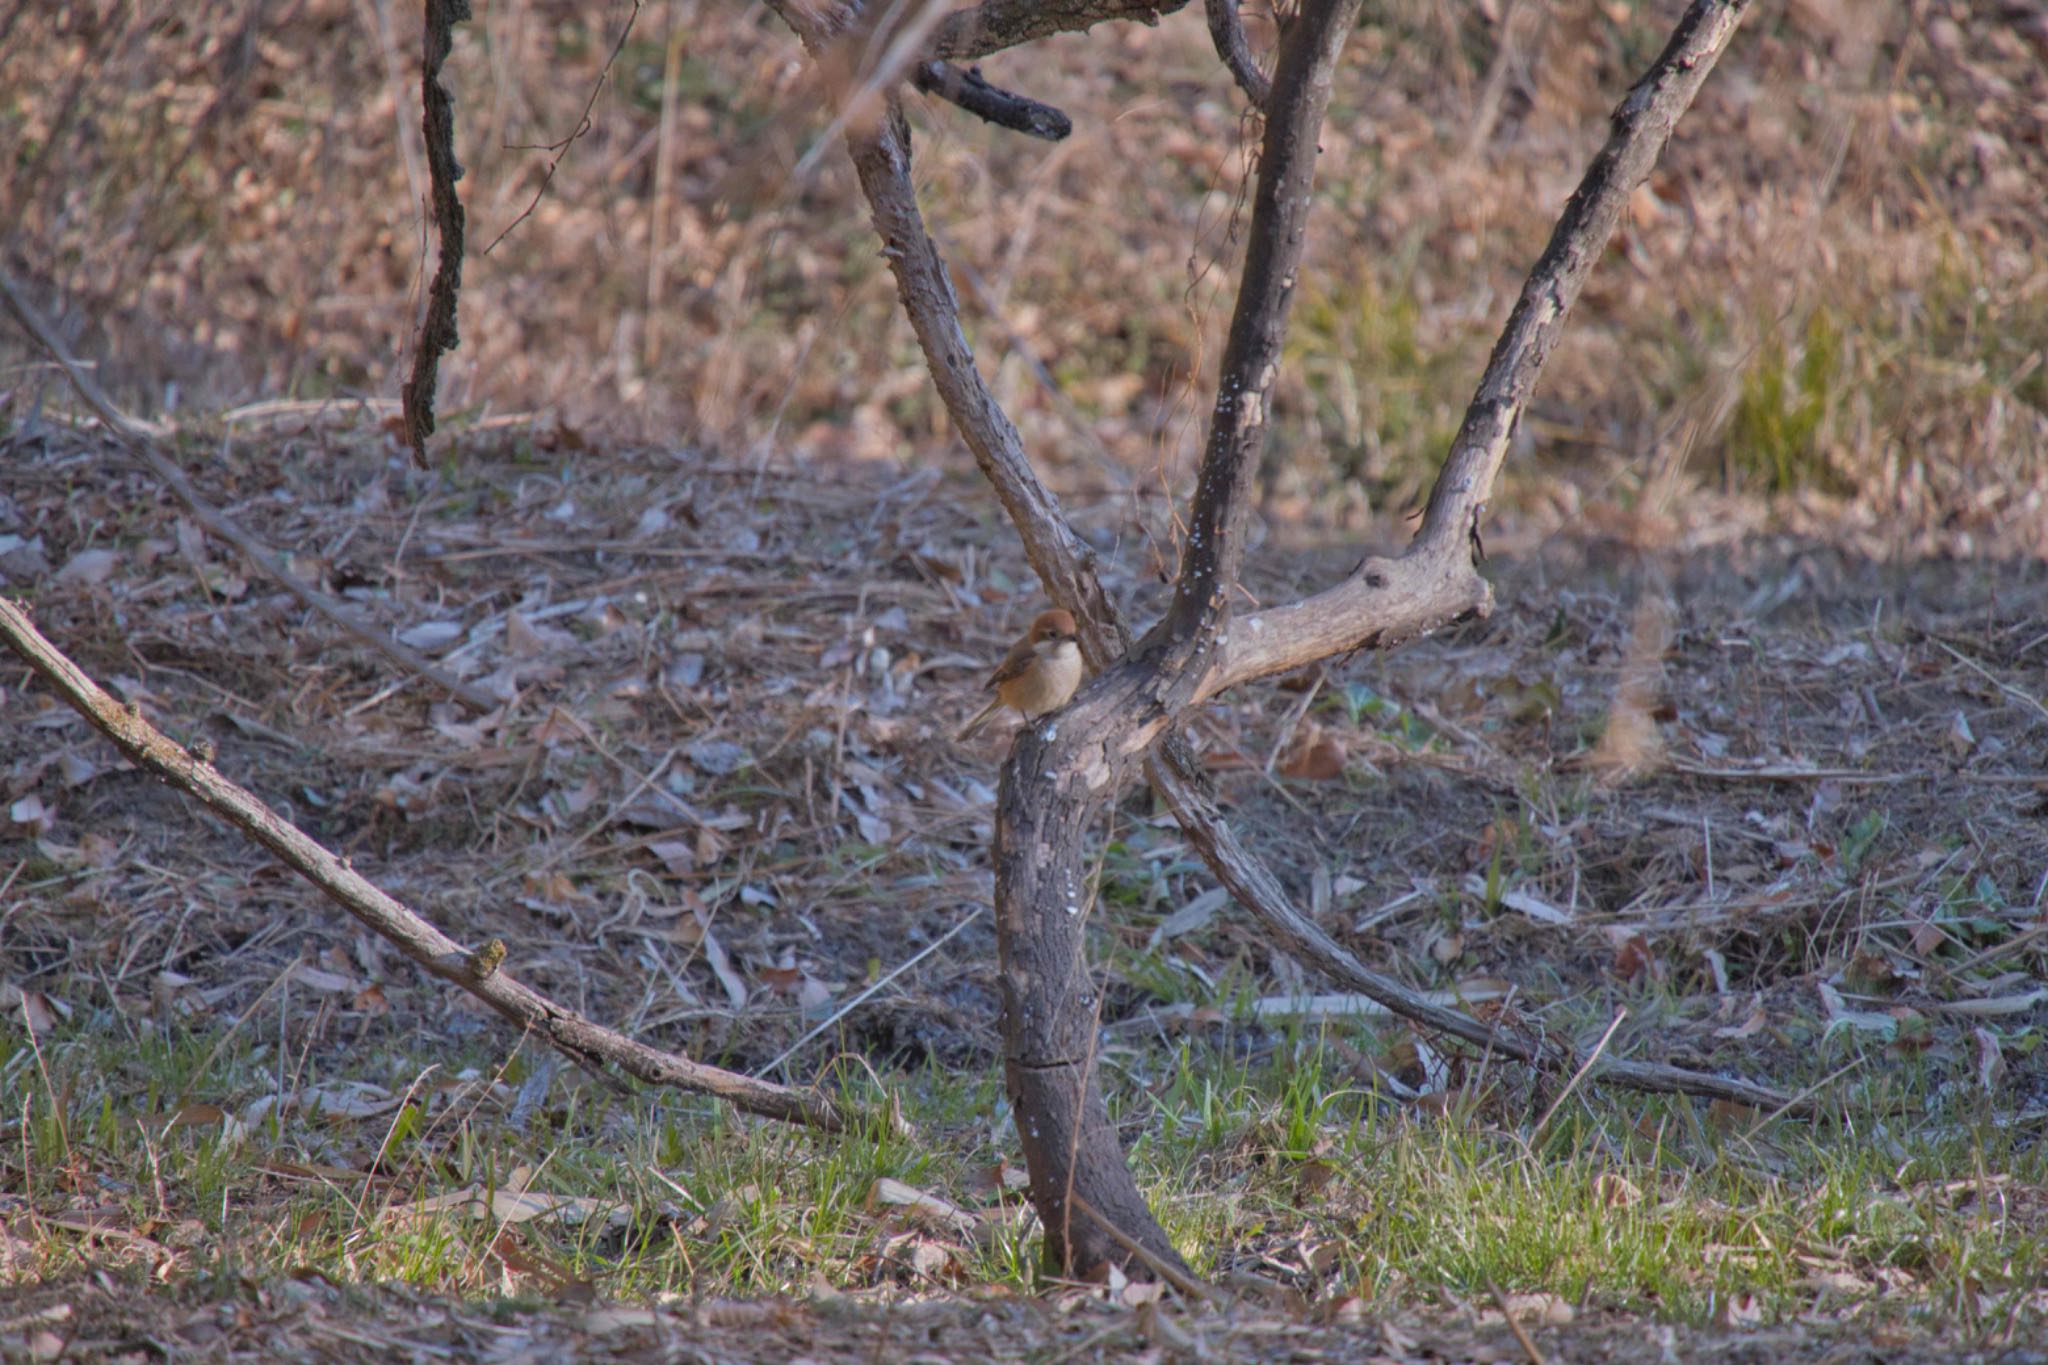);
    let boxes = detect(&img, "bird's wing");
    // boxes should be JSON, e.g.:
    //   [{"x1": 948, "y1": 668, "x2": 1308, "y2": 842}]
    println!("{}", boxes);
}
[{"x1": 984, "y1": 638, "x2": 1038, "y2": 688}]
